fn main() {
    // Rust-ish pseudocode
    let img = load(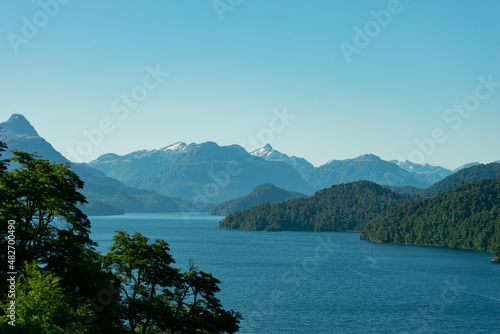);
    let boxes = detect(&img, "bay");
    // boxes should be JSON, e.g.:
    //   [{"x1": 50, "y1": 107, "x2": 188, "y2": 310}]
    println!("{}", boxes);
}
[{"x1": 90, "y1": 213, "x2": 500, "y2": 334}]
